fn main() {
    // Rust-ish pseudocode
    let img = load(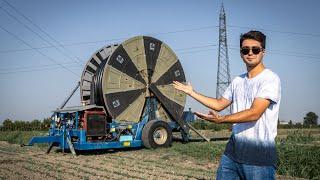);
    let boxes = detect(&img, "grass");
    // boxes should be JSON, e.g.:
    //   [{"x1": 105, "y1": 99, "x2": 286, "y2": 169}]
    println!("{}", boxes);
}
[
  {"x1": 171, "y1": 129, "x2": 320, "y2": 179},
  {"x1": 277, "y1": 143, "x2": 320, "y2": 179},
  {"x1": 285, "y1": 130, "x2": 315, "y2": 144},
  {"x1": 0, "y1": 131, "x2": 48, "y2": 146},
  {"x1": 276, "y1": 129, "x2": 320, "y2": 179},
  {"x1": 170, "y1": 141, "x2": 226, "y2": 162},
  {"x1": 1, "y1": 129, "x2": 320, "y2": 179}
]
